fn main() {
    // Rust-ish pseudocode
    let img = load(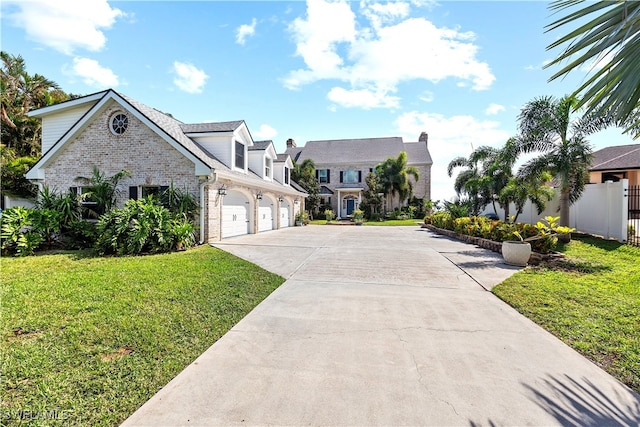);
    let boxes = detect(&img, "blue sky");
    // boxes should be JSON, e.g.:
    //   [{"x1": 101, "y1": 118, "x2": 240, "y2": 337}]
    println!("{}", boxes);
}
[{"x1": 1, "y1": 0, "x2": 635, "y2": 201}]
